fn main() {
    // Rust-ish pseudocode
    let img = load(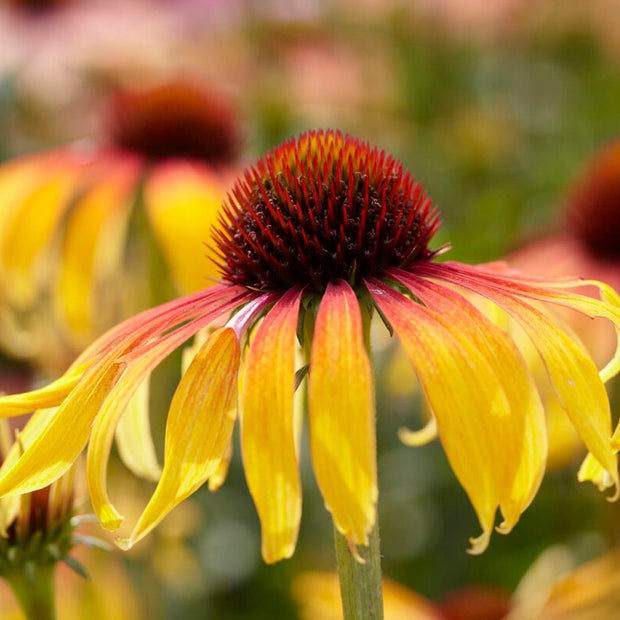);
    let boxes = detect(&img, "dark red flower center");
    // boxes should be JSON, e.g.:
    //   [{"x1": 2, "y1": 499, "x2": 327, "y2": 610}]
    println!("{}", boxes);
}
[
  {"x1": 214, "y1": 130, "x2": 442, "y2": 291},
  {"x1": 565, "y1": 140, "x2": 620, "y2": 259},
  {"x1": 6, "y1": 0, "x2": 71, "y2": 14},
  {"x1": 107, "y1": 81, "x2": 241, "y2": 165}
]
